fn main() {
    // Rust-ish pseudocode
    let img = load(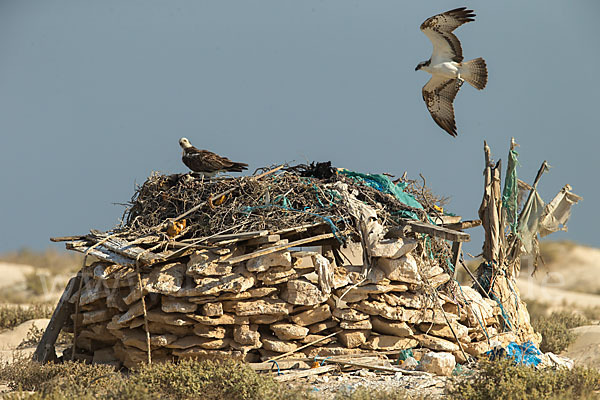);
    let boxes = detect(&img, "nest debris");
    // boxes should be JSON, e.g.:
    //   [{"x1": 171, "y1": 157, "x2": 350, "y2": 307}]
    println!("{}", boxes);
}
[{"x1": 121, "y1": 163, "x2": 447, "y2": 242}]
